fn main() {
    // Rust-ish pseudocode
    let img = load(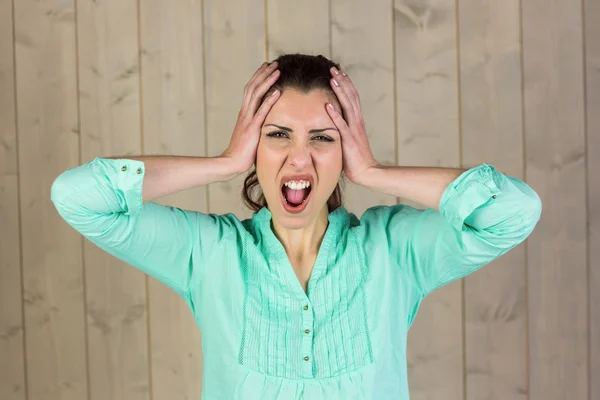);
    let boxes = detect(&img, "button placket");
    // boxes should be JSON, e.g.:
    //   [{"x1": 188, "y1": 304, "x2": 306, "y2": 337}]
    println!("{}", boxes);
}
[{"x1": 301, "y1": 302, "x2": 314, "y2": 377}]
